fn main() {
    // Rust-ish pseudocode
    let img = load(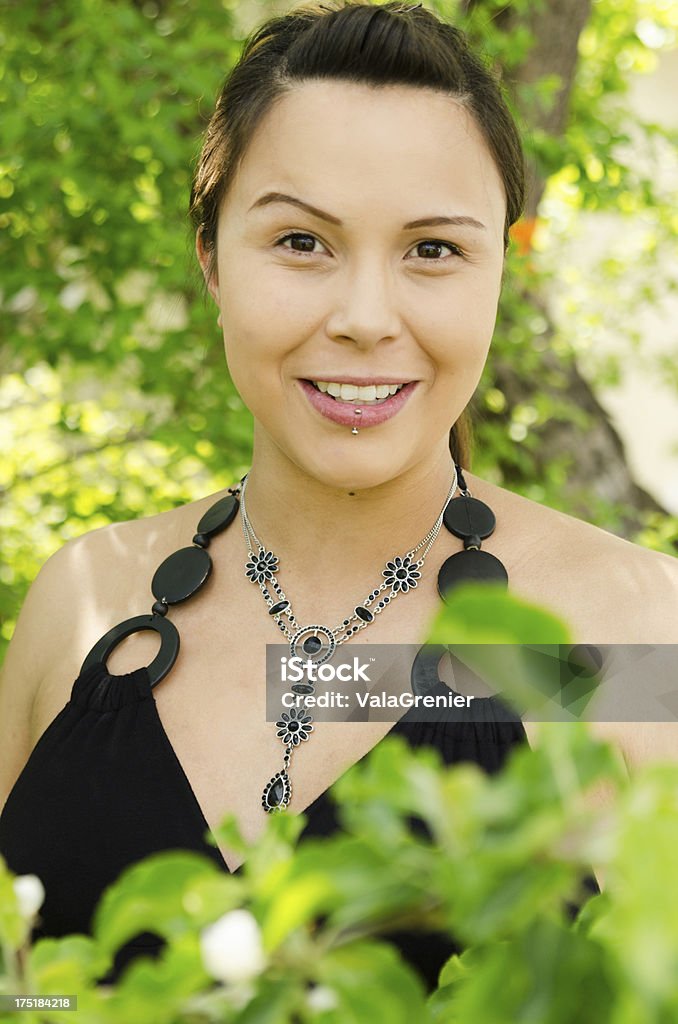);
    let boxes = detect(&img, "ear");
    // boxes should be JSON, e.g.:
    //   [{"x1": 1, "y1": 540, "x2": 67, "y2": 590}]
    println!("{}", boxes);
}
[{"x1": 195, "y1": 228, "x2": 219, "y2": 305}]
